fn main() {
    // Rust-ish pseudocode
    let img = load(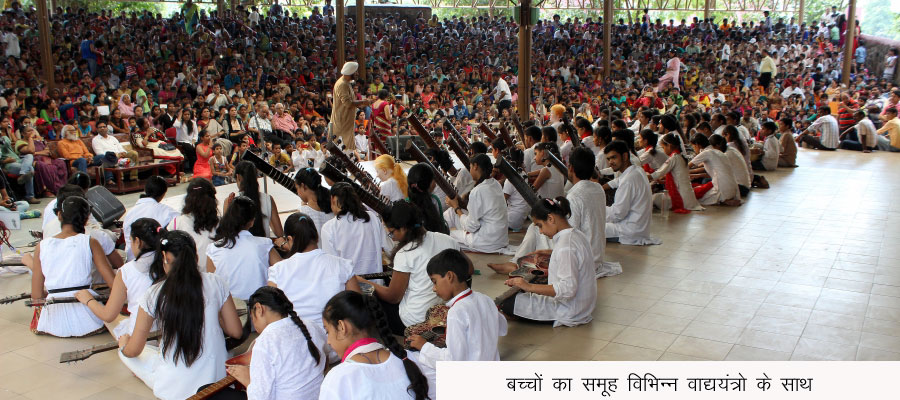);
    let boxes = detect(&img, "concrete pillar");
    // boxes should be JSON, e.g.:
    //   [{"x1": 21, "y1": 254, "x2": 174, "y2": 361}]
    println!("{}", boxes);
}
[
  {"x1": 517, "y1": 0, "x2": 532, "y2": 122},
  {"x1": 603, "y1": 0, "x2": 612, "y2": 78},
  {"x1": 841, "y1": 0, "x2": 857, "y2": 87},
  {"x1": 356, "y1": 0, "x2": 366, "y2": 81},
  {"x1": 704, "y1": 0, "x2": 711, "y2": 20},
  {"x1": 336, "y1": 0, "x2": 346, "y2": 69},
  {"x1": 36, "y1": 0, "x2": 54, "y2": 89},
  {"x1": 798, "y1": 0, "x2": 805, "y2": 26},
  {"x1": 218, "y1": 0, "x2": 226, "y2": 18}
]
